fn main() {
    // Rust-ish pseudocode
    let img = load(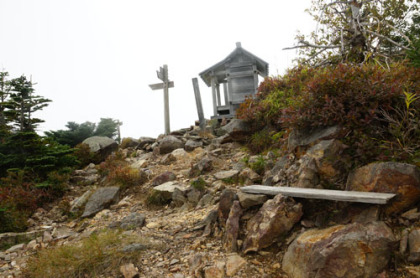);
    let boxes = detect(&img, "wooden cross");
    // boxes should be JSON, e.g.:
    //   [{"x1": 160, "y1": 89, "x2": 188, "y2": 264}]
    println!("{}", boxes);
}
[{"x1": 149, "y1": 65, "x2": 174, "y2": 135}]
